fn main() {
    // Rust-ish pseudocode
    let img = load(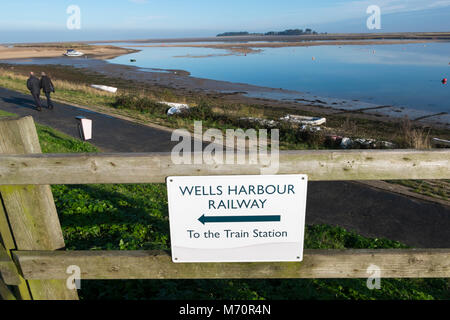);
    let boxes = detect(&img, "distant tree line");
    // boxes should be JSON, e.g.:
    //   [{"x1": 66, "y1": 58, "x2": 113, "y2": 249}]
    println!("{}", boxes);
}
[{"x1": 217, "y1": 29, "x2": 323, "y2": 37}]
